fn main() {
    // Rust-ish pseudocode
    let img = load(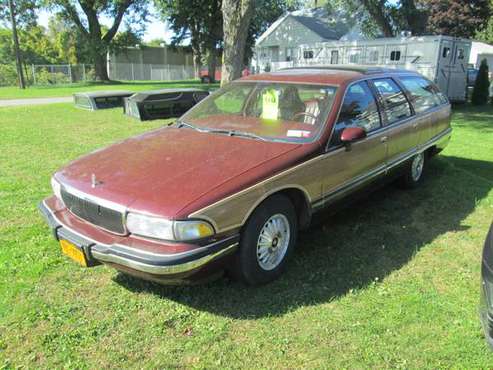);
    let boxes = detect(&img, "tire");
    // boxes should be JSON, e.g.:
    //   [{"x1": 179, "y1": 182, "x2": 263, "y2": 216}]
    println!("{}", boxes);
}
[
  {"x1": 399, "y1": 151, "x2": 426, "y2": 189},
  {"x1": 231, "y1": 194, "x2": 298, "y2": 285}
]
